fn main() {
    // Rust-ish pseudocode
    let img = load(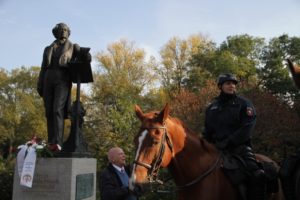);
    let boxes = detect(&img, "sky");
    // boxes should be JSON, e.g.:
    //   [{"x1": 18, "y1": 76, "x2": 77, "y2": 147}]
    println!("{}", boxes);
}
[{"x1": 1, "y1": 0, "x2": 300, "y2": 71}]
